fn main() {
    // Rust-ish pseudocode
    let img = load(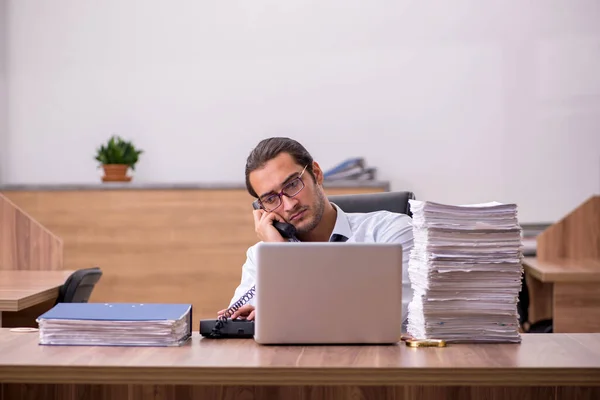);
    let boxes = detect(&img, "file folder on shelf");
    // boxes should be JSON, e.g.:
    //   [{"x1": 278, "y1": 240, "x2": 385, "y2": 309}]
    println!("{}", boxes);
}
[{"x1": 37, "y1": 303, "x2": 192, "y2": 347}]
